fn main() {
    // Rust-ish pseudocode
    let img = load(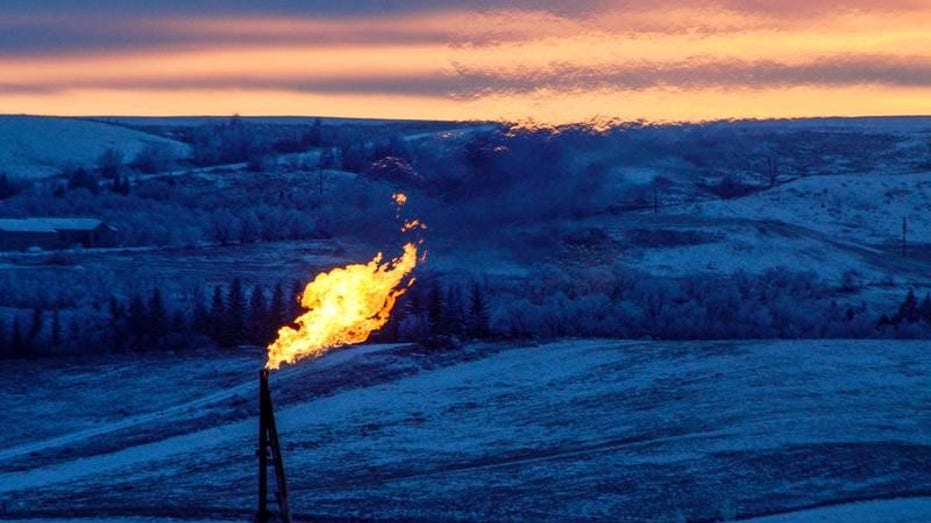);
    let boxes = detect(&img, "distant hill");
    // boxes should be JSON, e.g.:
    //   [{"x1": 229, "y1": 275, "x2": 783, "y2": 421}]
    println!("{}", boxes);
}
[{"x1": 0, "y1": 115, "x2": 190, "y2": 179}]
